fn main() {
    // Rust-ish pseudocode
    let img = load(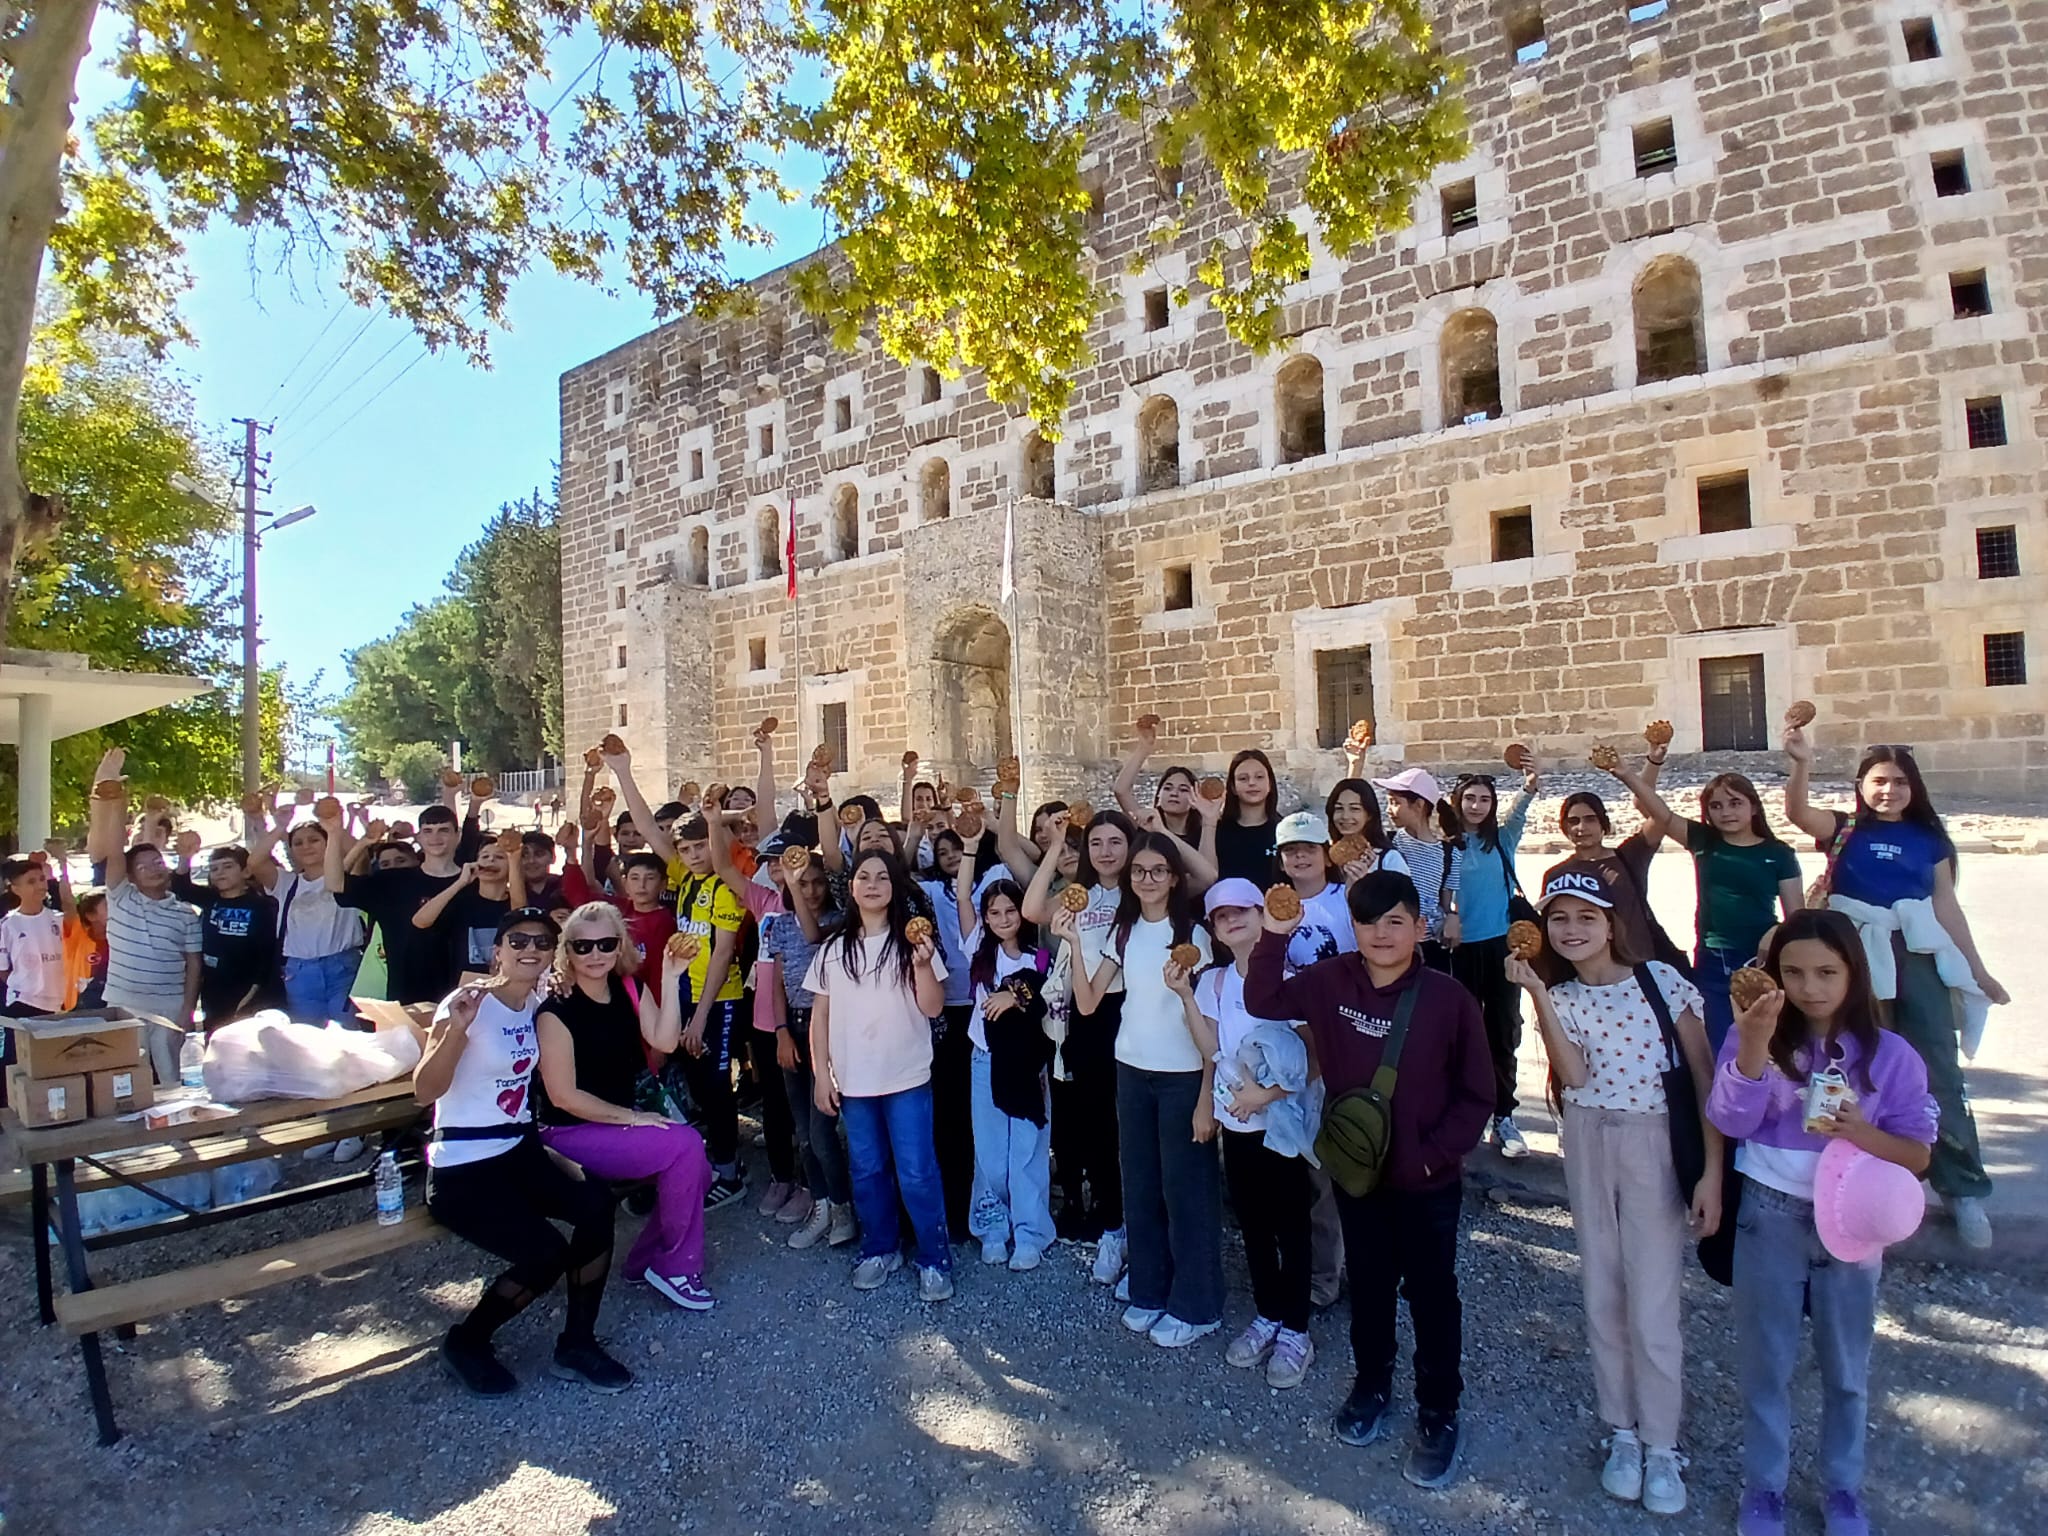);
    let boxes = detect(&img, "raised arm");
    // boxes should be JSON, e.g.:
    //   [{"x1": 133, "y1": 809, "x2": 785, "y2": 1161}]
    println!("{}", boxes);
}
[
  {"x1": 1018, "y1": 833, "x2": 1061, "y2": 924},
  {"x1": 993, "y1": 788, "x2": 1043, "y2": 888},
  {"x1": 1607, "y1": 757, "x2": 1687, "y2": 846},
  {"x1": 753, "y1": 728, "x2": 779, "y2": 836},
  {"x1": 603, "y1": 743, "x2": 679, "y2": 867},
  {"x1": 953, "y1": 833, "x2": 982, "y2": 936},
  {"x1": 1779, "y1": 725, "x2": 1839, "y2": 844},
  {"x1": 646, "y1": 947, "x2": 686, "y2": 1055},
  {"x1": 1111, "y1": 722, "x2": 1155, "y2": 822},
  {"x1": 896, "y1": 749, "x2": 919, "y2": 827},
  {"x1": 412, "y1": 864, "x2": 478, "y2": 929},
  {"x1": 706, "y1": 800, "x2": 750, "y2": 893},
  {"x1": 85, "y1": 748, "x2": 129, "y2": 888},
  {"x1": 415, "y1": 985, "x2": 486, "y2": 1104},
  {"x1": 43, "y1": 840, "x2": 75, "y2": 918}
]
